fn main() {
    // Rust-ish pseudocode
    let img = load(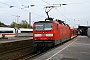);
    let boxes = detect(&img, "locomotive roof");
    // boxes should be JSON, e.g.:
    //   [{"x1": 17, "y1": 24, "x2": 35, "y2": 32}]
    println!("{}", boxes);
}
[
  {"x1": 35, "y1": 19, "x2": 70, "y2": 27},
  {"x1": 37, "y1": 21, "x2": 53, "y2": 23}
]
